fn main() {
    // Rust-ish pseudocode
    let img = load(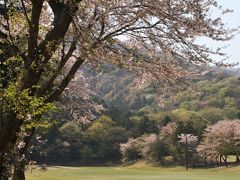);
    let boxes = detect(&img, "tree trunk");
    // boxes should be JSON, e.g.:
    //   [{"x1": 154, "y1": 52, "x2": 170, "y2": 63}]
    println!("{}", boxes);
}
[
  {"x1": 0, "y1": 112, "x2": 22, "y2": 180},
  {"x1": 204, "y1": 157, "x2": 207, "y2": 167},
  {"x1": 236, "y1": 156, "x2": 240, "y2": 163},
  {"x1": 0, "y1": 154, "x2": 8, "y2": 180},
  {"x1": 0, "y1": 111, "x2": 22, "y2": 153},
  {"x1": 185, "y1": 135, "x2": 188, "y2": 171},
  {"x1": 159, "y1": 158, "x2": 164, "y2": 166},
  {"x1": 210, "y1": 157, "x2": 213, "y2": 166},
  {"x1": 224, "y1": 156, "x2": 228, "y2": 167},
  {"x1": 12, "y1": 161, "x2": 25, "y2": 180},
  {"x1": 12, "y1": 127, "x2": 36, "y2": 180},
  {"x1": 216, "y1": 156, "x2": 219, "y2": 167},
  {"x1": 221, "y1": 155, "x2": 228, "y2": 167},
  {"x1": 220, "y1": 155, "x2": 222, "y2": 166},
  {"x1": 0, "y1": 163, "x2": 8, "y2": 180}
]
